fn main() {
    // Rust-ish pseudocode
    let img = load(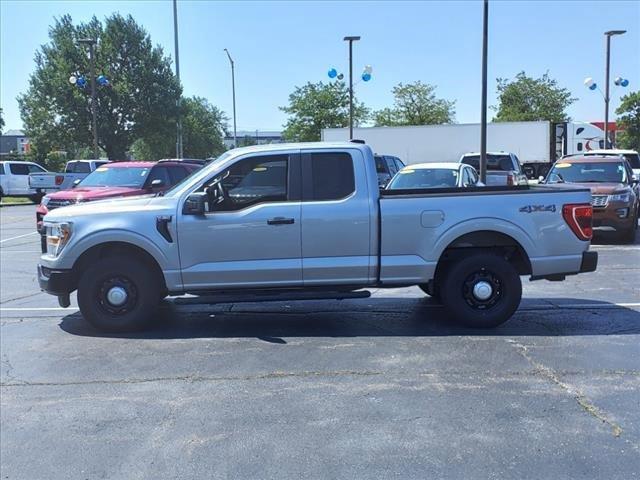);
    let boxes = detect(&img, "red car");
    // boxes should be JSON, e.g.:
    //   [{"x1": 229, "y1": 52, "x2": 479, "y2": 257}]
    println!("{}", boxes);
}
[{"x1": 36, "y1": 160, "x2": 202, "y2": 237}]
